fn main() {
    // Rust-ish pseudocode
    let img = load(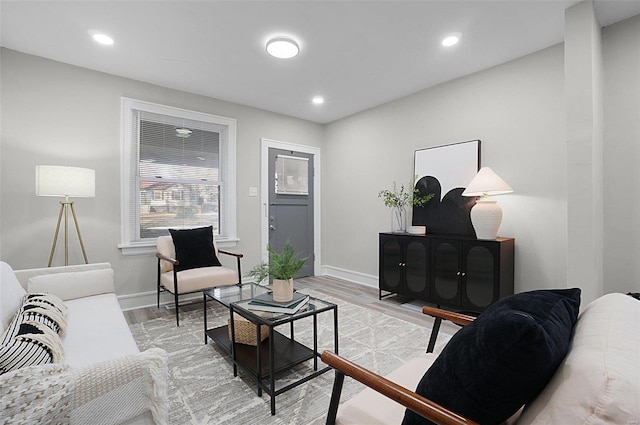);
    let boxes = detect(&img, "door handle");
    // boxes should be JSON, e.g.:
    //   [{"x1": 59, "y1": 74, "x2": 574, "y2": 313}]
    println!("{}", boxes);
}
[{"x1": 270, "y1": 225, "x2": 276, "y2": 230}]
